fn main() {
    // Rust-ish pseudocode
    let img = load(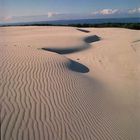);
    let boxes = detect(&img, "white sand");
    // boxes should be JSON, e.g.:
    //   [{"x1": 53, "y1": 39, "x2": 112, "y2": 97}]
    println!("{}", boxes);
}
[{"x1": 0, "y1": 26, "x2": 140, "y2": 140}]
